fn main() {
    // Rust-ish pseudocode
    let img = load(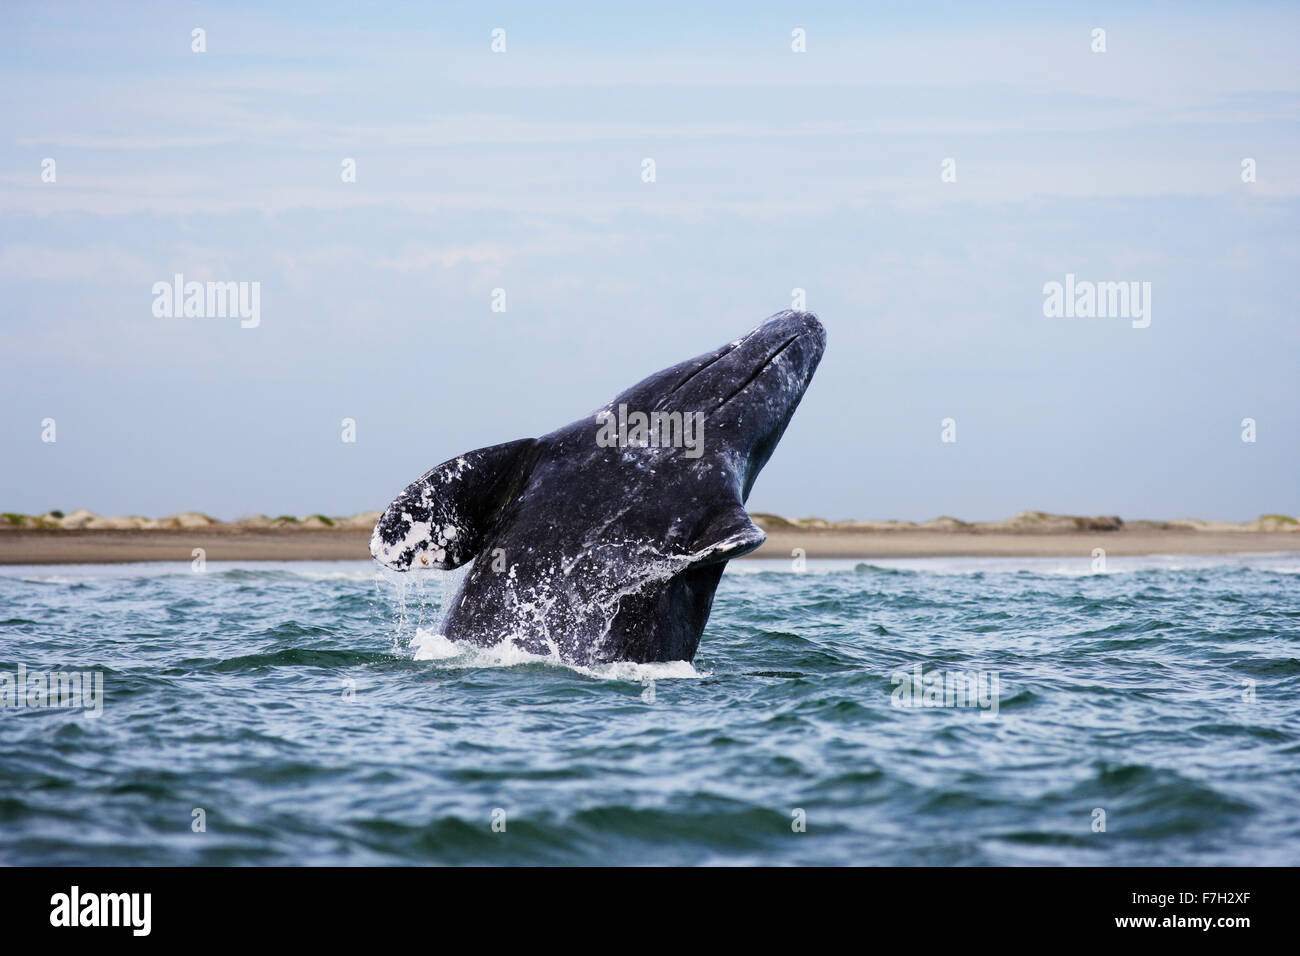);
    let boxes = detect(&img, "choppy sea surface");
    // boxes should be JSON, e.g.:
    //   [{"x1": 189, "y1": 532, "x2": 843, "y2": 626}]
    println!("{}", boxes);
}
[{"x1": 1, "y1": 553, "x2": 1297, "y2": 866}]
